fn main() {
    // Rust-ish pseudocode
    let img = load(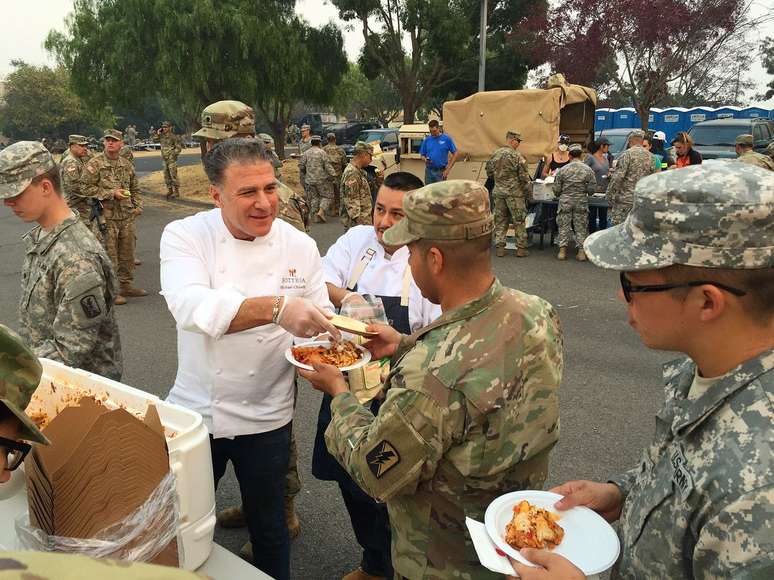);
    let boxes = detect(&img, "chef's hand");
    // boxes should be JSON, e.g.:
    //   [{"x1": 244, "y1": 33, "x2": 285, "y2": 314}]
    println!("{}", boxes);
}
[
  {"x1": 278, "y1": 297, "x2": 341, "y2": 340},
  {"x1": 549, "y1": 480, "x2": 623, "y2": 523},
  {"x1": 298, "y1": 361, "x2": 348, "y2": 397},
  {"x1": 507, "y1": 551, "x2": 585, "y2": 579},
  {"x1": 363, "y1": 324, "x2": 401, "y2": 359}
]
